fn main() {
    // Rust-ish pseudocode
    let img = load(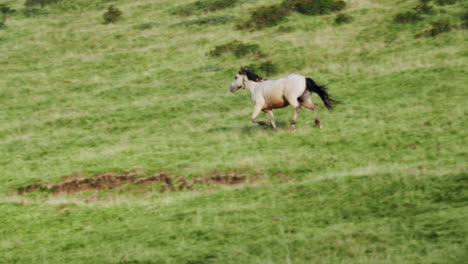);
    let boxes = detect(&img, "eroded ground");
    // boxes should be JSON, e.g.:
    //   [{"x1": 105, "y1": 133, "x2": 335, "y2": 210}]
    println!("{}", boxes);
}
[{"x1": 17, "y1": 170, "x2": 262, "y2": 195}]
